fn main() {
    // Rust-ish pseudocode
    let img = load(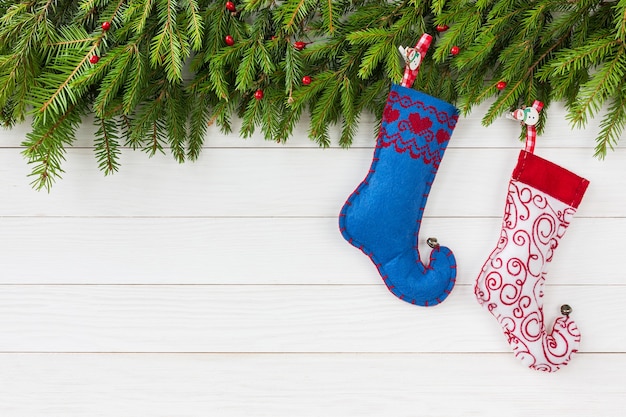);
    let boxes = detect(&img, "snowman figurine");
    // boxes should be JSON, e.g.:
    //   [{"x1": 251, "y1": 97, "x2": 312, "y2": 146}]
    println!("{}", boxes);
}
[
  {"x1": 509, "y1": 106, "x2": 540, "y2": 126},
  {"x1": 398, "y1": 45, "x2": 422, "y2": 71}
]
